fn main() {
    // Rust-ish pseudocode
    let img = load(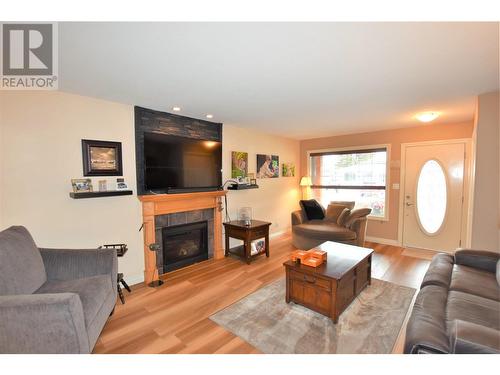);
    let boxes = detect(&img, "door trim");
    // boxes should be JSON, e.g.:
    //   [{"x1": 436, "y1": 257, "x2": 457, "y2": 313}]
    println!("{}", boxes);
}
[{"x1": 398, "y1": 138, "x2": 472, "y2": 249}]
